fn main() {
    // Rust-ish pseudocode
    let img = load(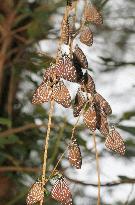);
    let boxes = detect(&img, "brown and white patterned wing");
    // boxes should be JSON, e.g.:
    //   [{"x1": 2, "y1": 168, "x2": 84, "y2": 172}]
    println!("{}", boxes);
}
[
  {"x1": 68, "y1": 137, "x2": 82, "y2": 169},
  {"x1": 61, "y1": 15, "x2": 69, "y2": 45},
  {"x1": 73, "y1": 45, "x2": 88, "y2": 69},
  {"x1": 51, "y1": 177, "x2": 72, "y2": 205},
  {"x1": 32, "y1": 82, "x2": 51, "y2": 104},
  {"x1": 83, "y1": 105, "x2": 97, "y2": 131},
  {"x1": 53, "y1": 81, "x2": 71, "y2": 108},
  {"x1": 55, "y1": 57, "x2": 65, "y2": 78},
  {"x1": 81, "y1": 71, "x2": 96, "y2": 95},
  {"x1": 26, "y1": 182, "x2": 44, "y2": 205},
  {"x1": 105, "y1": 128, "x2": 126, "y2": 155},
  {"x1": 94, "y1": 92, "x2": 112, "y2": 116},
  {"x1": 96, "y1": 112, "x2": 110, "y2": 137},
  {"x1": 84, "y1": 5, "x2": 103, "y2": 25},
  {"x1": 80, "y1": 26, "x2": 93, "y2": 46},
  {"x1": 73, "y1": 89, "x2": 86, "y2": 117}
]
